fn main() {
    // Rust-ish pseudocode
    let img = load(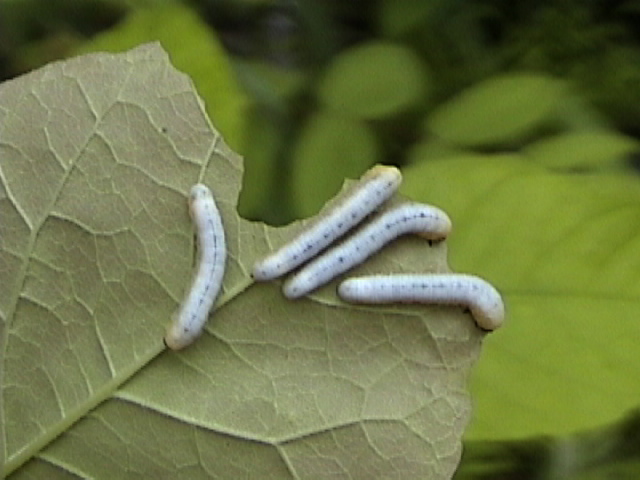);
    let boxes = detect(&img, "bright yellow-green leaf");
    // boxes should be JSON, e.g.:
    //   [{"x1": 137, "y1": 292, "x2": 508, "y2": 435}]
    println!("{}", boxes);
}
[
  {"x1": 317, "y1": 41, "x2": 430, "y2": 120},
  {"x1": 2, "y1": 44, "x2": 487, "y2": 479},
  {"x1": 290, "y1": 110, "x2": 379, "y2": 218},
  {"x1": 402, "y1": 152, "x2": 640, "y2": 439},
  {"x1": 74, "y1": 3, "x2": 249, "y2": 152},
  {"x1": 425, "y1": 72, "x2": 567, "y2": 147}
]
